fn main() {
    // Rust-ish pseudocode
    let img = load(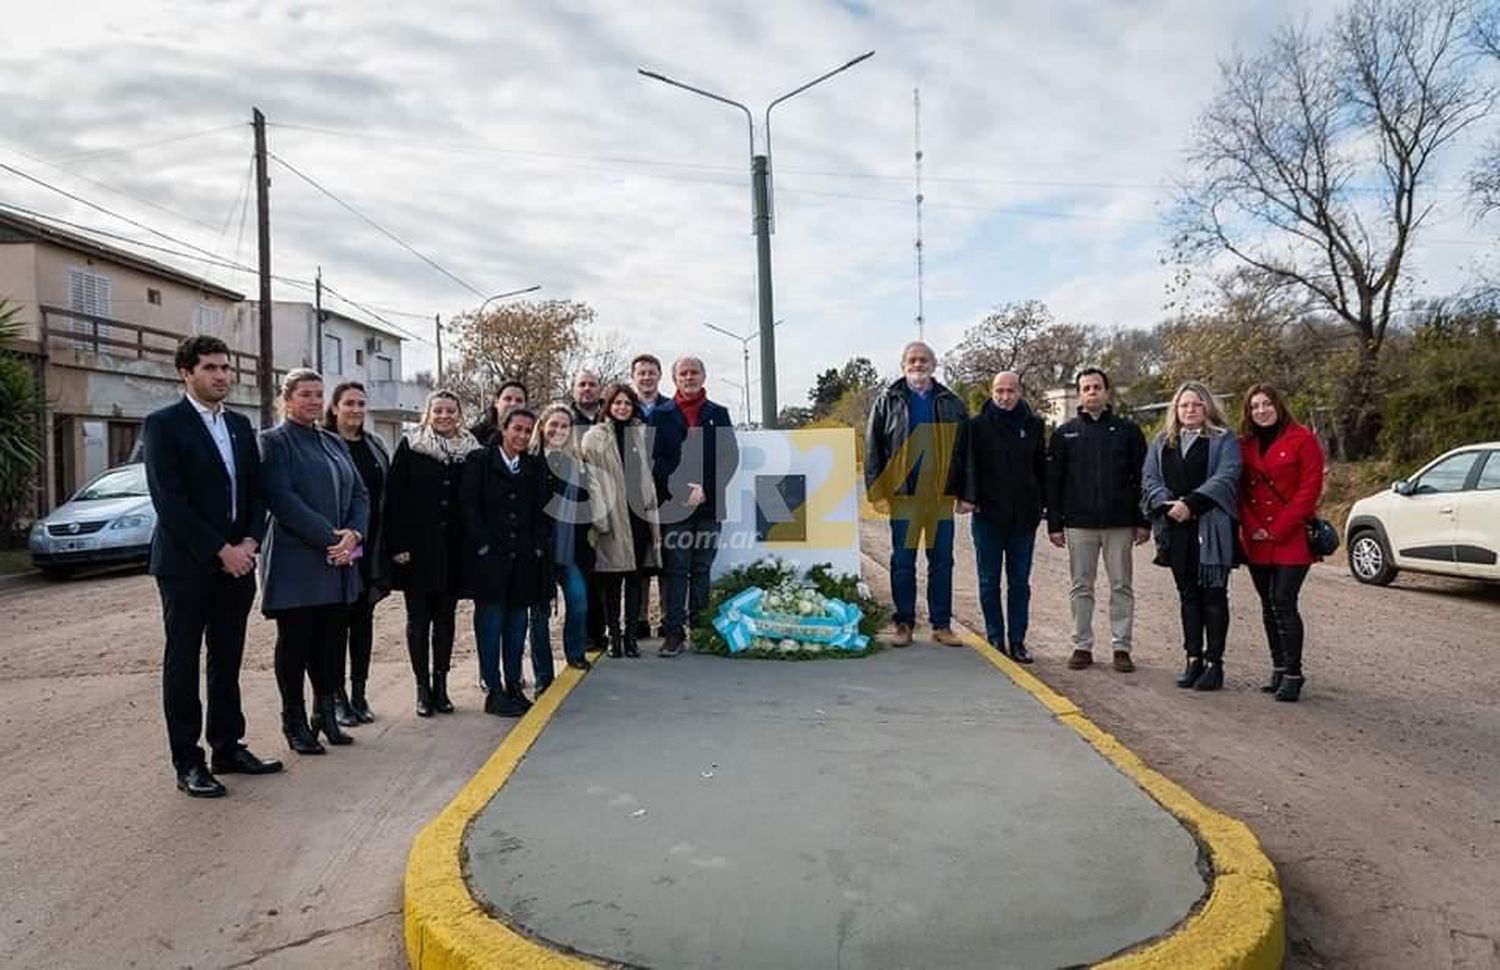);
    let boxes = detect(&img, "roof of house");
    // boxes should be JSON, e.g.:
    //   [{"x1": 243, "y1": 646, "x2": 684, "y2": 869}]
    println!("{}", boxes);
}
[
  {"x1": 259, "y1": 300, "x2": 409, "y2": 342},
  {"x1": 0, "y1": 208, "x2": 244, "y2": 301}
]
